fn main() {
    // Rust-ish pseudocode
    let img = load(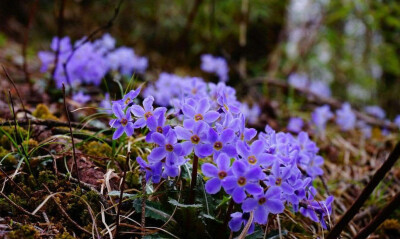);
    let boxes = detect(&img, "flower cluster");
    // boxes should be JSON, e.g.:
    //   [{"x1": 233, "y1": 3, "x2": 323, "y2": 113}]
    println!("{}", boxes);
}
[
  {"x1": 288, "y1": 73, "x2": 331, "y2": 97},
  {"x1": 38, "y1": 33, "x2": 148, "y2": 88},
  {"x1": 200, "y1": 54, "x2": 229, "y2": 82},
  {"x1": 110, "y1": 74, "x2": 333, "y2": 234}
]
